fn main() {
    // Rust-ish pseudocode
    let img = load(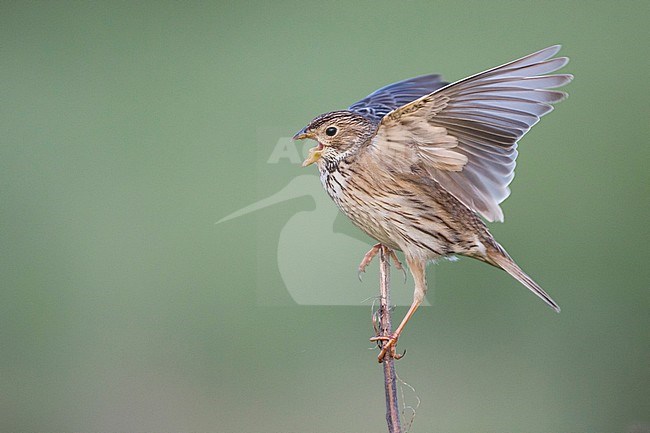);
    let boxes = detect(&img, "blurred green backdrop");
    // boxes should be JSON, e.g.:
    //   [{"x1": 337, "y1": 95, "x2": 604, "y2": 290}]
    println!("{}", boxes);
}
[{"x1": 2, "y1": 1, "x2": 648, "y2": 432}]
